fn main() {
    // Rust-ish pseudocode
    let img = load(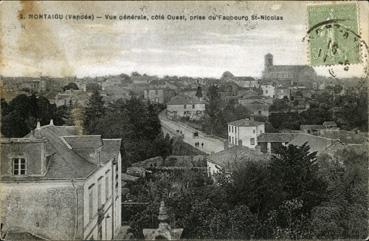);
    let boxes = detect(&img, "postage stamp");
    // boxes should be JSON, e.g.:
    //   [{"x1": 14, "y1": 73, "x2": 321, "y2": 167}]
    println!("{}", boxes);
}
[{"x1": 307, "y1": 3, "x2": 361, "y2": 66}]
